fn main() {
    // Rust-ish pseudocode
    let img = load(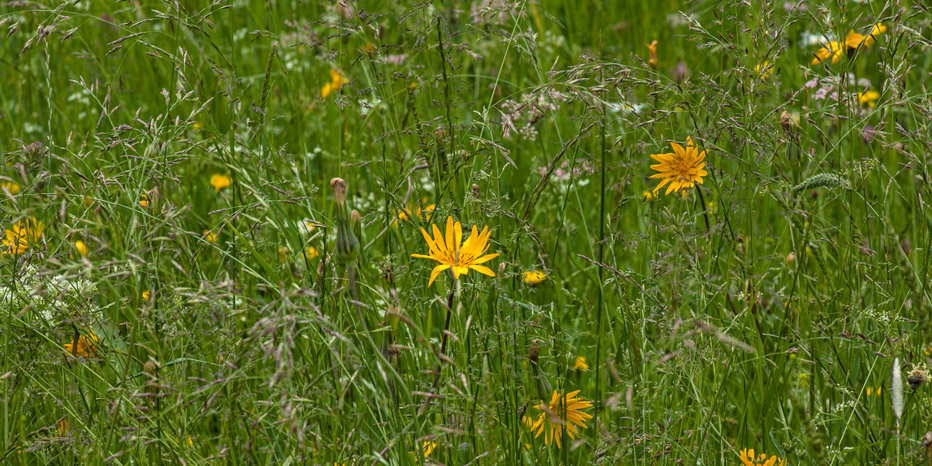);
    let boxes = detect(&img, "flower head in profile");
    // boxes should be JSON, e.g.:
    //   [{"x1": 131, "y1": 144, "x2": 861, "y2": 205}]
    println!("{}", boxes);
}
[
  {"x1": 321, "y1": 68, "x2": 349, "y2": 98},
  {"x1": 739, "y1": 448, "x2": 786, "y2": 466},
  {"x1": 411, "y1": 216, "x2": 499, "y2": 287},
  {"x1": 754, "y1": 61, "x2": 773, "y2": 81},
  {"x1": 2, "y1": 217, "x2": 44, "y2": 255},
  {"x1": 210, "y1": 174, "x2": 231, "y2": 193},
  {"x1": 72, "y1": 240, "x2": 88, "y2": 258},
  {"x1": 64, "y1": 329, "x2": 99, "y2": 358},
  {"x1": 649, "y1": 137, "x2": 708, "y2": 196},
  {"x1": 530, "y1": 390, "x2": 593, "y2": 448},
  {"x1": 395, "y1": 199, "x2": 435, "y2": 224},
  {"x1": 646, "y1": 40, "x2": 658, "y2": 67},
  {"x1": 523, "y1": 270, "x2": 547, "y2": 286},
  {"x1": 572, "y1": 356, "x2": 589, "y2": 371},
  {"x1": 811, "y1": 40, "x2": 843, "y2": 65}
]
